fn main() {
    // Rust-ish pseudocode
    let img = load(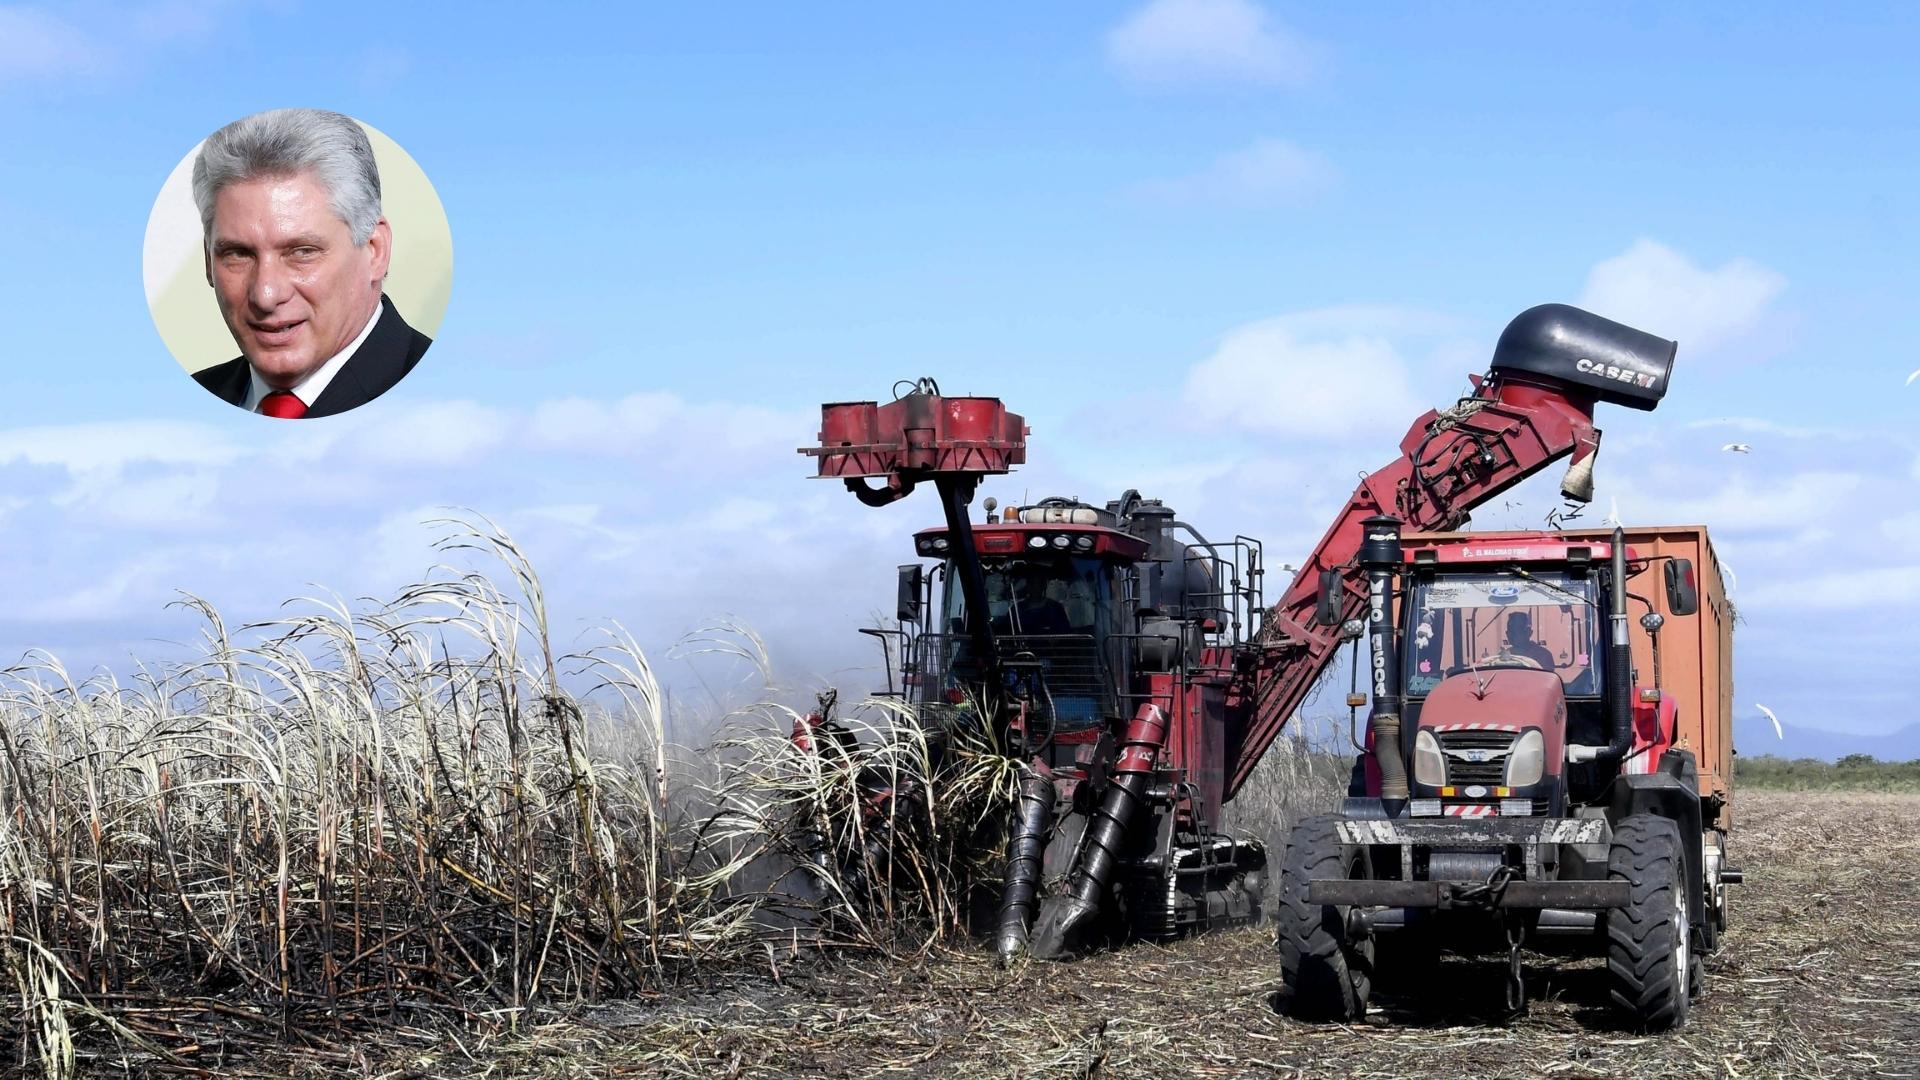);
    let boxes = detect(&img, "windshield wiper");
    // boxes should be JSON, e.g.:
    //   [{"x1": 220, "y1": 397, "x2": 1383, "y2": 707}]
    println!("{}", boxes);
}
[{"x1": 1506, "y1": 567, "x2": 1595, "y2": 608}]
